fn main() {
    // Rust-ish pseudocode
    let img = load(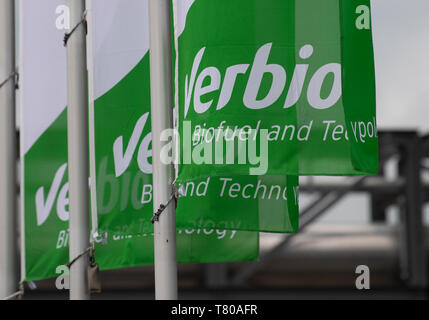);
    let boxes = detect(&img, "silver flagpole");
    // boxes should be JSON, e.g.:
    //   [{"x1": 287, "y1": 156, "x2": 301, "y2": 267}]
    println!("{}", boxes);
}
[
  {"x1": 0, "y1": 0, "x2": 18, "y2": 299},
  {"x1": 66, "y1": 0, "x2": 90, "y2": 300},
  {"x1": 148, "y1": 0, "x2": 178, "y2": 300}
]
